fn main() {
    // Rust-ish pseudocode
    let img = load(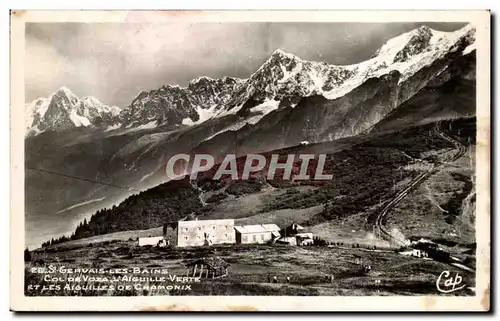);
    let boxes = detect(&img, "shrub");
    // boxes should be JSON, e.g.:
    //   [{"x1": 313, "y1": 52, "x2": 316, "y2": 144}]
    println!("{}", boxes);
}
[
  {"x1": 206, "y1": 193, "x2": 228, "y2": 204},
  {"x1": 226, "y1": 180, "x2": 263, "y2": 196}
]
